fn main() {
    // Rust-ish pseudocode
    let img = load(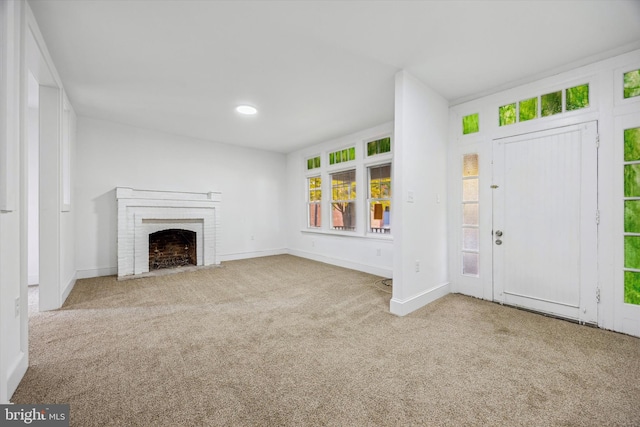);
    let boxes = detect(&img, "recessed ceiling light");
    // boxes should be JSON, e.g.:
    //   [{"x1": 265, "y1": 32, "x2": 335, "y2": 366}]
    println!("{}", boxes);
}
[{"x1": 236, "y1": 105, "x2": 257, "y2": 115}]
